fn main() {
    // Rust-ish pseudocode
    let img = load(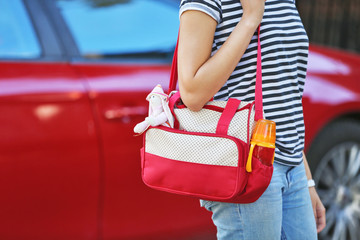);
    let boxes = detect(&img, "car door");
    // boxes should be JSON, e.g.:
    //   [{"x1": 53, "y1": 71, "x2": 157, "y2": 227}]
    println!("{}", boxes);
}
[
  {"x1": 0, "y1": 0, "x2": 100, "y2": 239},
  {"x1": 53, "y1": 0, "x2": 216, "y2": 239}
]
